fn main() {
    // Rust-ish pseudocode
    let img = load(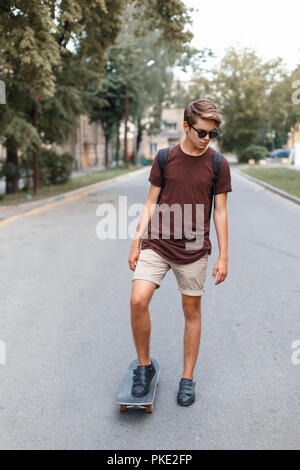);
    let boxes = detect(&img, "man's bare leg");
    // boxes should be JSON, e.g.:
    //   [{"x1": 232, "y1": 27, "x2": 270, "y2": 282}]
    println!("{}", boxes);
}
[
  {"x1": 130, "y1": 279, "x2": 157, "y2": 366},
  {"x1": 181, "y1": 294, "x2": 202, "y2": 380}
]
